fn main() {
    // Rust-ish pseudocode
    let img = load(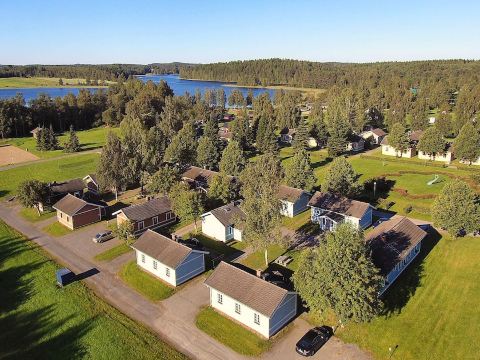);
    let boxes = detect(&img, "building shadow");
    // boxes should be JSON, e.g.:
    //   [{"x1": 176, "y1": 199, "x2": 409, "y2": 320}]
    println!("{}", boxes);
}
[{"x1": 74, "y1": 268, "x2": 100, "y2": 282}]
